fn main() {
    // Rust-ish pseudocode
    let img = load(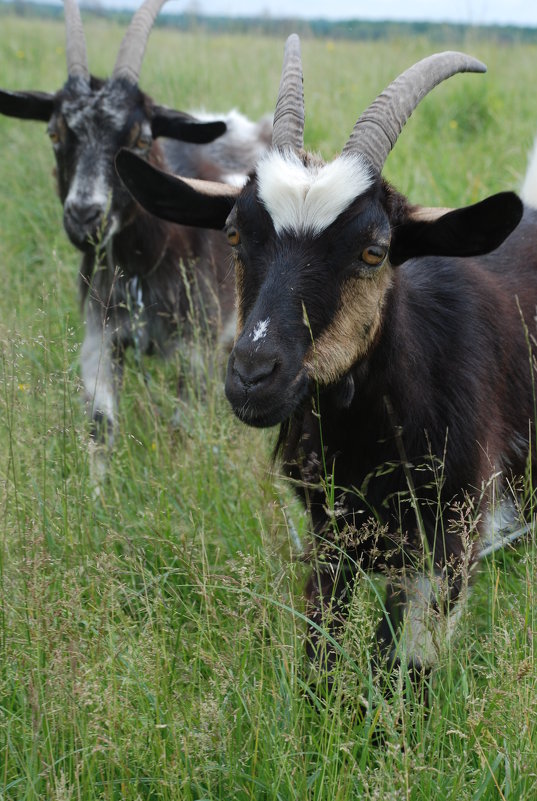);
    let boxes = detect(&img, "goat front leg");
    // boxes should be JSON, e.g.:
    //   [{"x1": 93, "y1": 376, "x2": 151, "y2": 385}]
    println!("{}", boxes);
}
[
  {"x1": 80, "y1": 309, "x2": 124, "y2": 486},
  {"x1": 374, "y1": 569, "x2": 466, "y2": 702},
  {"x1": 305, "y1": 559, "x2": 355, "y2": 683}
]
